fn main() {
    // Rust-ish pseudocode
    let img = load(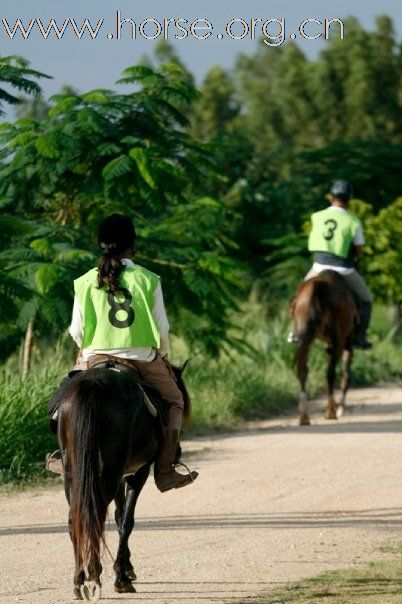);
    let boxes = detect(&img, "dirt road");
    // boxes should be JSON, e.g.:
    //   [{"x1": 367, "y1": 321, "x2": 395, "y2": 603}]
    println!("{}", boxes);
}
[{"x1": 1, "y1": 384, "x2": 401, "y2": 604}]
